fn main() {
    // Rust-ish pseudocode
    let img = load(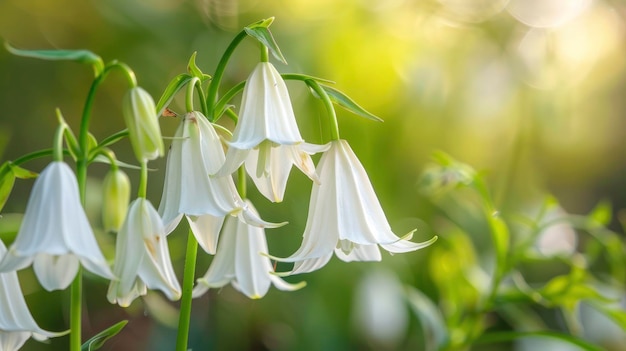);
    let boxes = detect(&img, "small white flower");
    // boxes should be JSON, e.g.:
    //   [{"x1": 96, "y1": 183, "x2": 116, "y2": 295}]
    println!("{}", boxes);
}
[
  {"x1": 158, "y1": 111, "x2": 279, "y2": 254},
  {"x1": 192, "y1": 200, "x2": 304, "y2": 299},
  {"x1": 275, "y1": 140, "x2": 437, "y2": 274},
  {"x1": 0, "y1": 162, "x2": 114, "y2": 291},
  {"x1": 108, "y1": 198, "x2": 181, "y2": 307},
  {"x1": 0, "y1": 240, "x2": 64, "y2": 350},
  {"x1": 216, "y1": 62, "x2": 325, "y2": 202}
]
